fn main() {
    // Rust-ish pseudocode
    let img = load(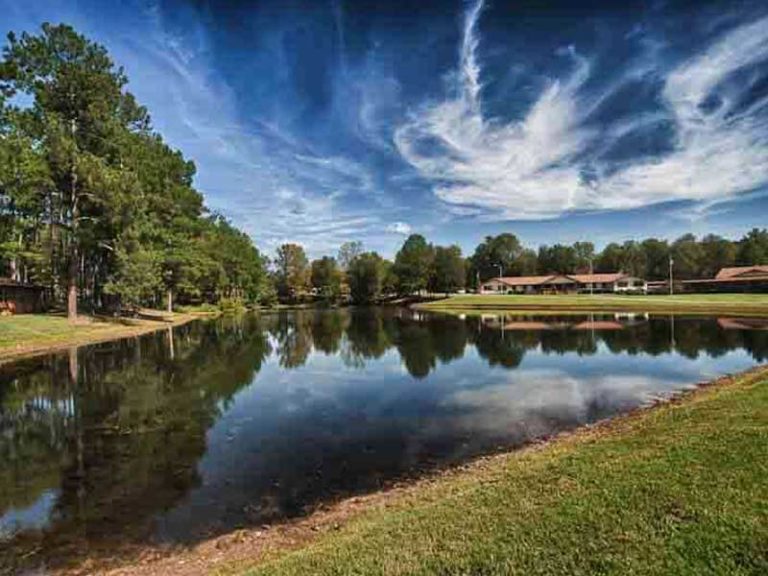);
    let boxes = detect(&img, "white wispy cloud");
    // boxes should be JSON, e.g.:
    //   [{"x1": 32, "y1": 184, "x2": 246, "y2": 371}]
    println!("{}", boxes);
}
[
  {"x1": 395, "y1": 0, "x2": 768, "y2": 220},
  {"x1": 385, "y1": 221, "x2": 412, "y2": 235}
]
